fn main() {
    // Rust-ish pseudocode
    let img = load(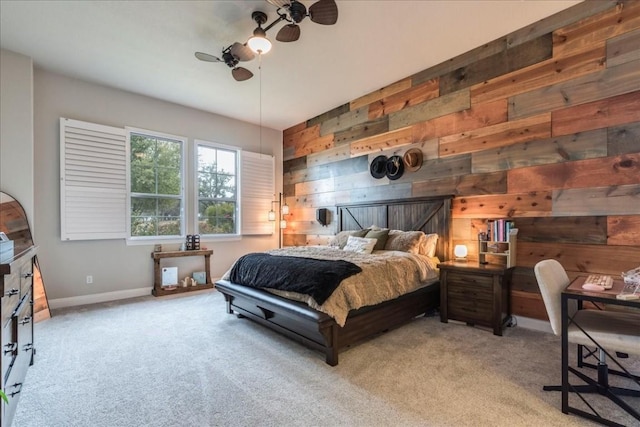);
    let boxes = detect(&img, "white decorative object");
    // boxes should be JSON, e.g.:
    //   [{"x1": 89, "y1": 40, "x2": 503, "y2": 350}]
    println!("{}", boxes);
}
[
  {"x1": 161, "y1": 267, "x2": 178, "y2": 287},
  {"x1": 343, "y1": 236, "x2": 377, "y2": 254}
]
